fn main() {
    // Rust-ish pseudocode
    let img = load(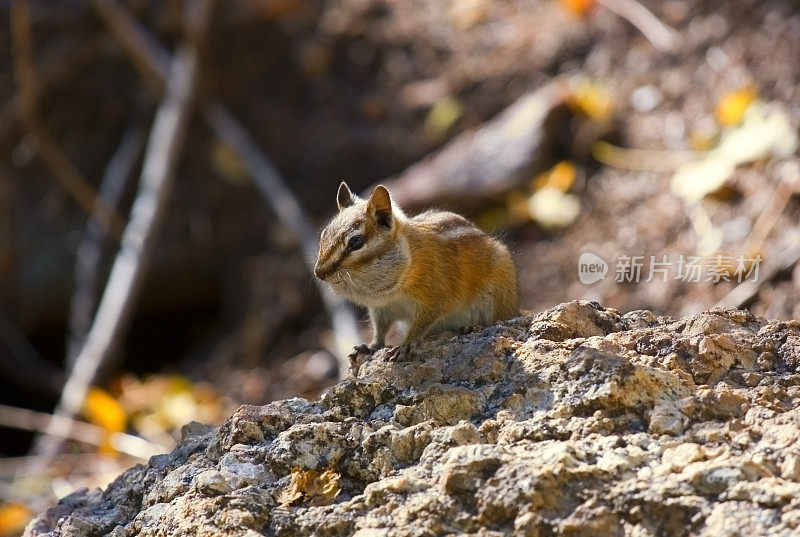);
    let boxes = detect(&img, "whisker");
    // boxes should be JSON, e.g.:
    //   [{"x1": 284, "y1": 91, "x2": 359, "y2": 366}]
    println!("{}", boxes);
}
[{"x1": 342, "y1": 267, "x2": 356, "y2": 288}]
